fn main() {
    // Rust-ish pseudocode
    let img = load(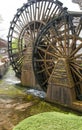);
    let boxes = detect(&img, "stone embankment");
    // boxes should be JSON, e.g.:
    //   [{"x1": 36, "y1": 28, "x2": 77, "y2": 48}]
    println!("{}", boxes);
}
[{"x1": 0, "y1": 56, "x2": 9, "y2": 77}]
